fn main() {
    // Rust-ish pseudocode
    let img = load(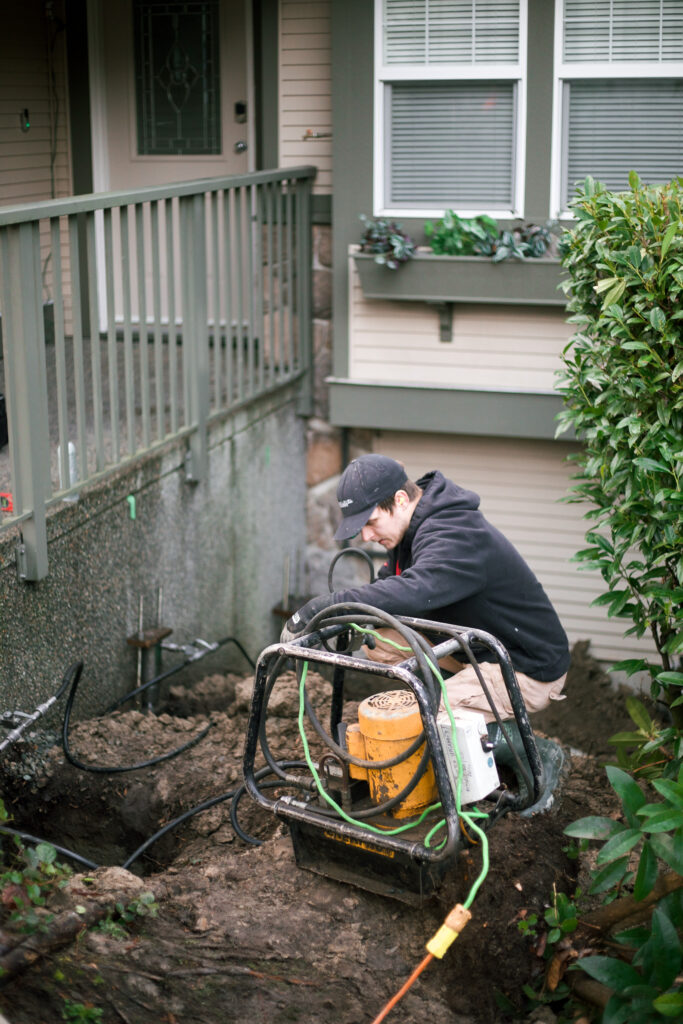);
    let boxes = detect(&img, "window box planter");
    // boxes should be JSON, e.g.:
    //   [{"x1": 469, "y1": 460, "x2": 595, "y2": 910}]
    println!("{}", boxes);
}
[{"x1": 352, "y1": 248, "x2": 567, "y2": 308}]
